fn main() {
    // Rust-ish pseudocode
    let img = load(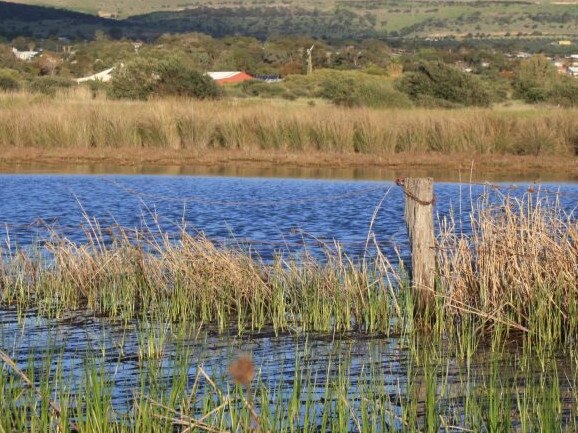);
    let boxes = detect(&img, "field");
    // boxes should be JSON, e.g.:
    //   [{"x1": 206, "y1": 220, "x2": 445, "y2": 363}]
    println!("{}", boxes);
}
[{"x1": 1, "y1": 0, "x2": 578, "y2": 40}]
